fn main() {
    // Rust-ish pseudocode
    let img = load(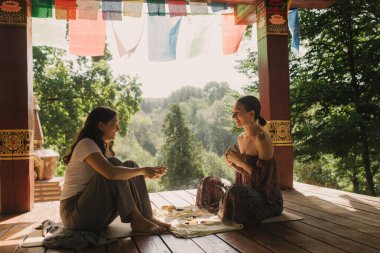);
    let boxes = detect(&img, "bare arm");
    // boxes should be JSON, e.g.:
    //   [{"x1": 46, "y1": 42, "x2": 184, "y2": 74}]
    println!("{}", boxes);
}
[
  {"x1": 84, "y1": 152, "x2": 166, "y2": 180},
  {"x1": 255, "y1": 133, "x2": 273, "y2": 160}
]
